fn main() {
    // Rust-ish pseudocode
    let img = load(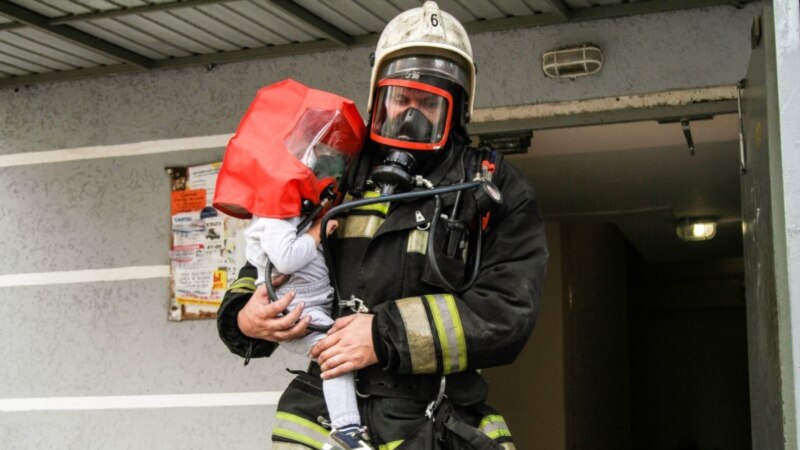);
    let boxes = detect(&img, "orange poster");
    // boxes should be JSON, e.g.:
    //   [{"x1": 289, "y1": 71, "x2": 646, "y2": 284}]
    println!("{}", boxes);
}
[{"x1": 171, "y1": 189, "x2": 207, "y2": 215}]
